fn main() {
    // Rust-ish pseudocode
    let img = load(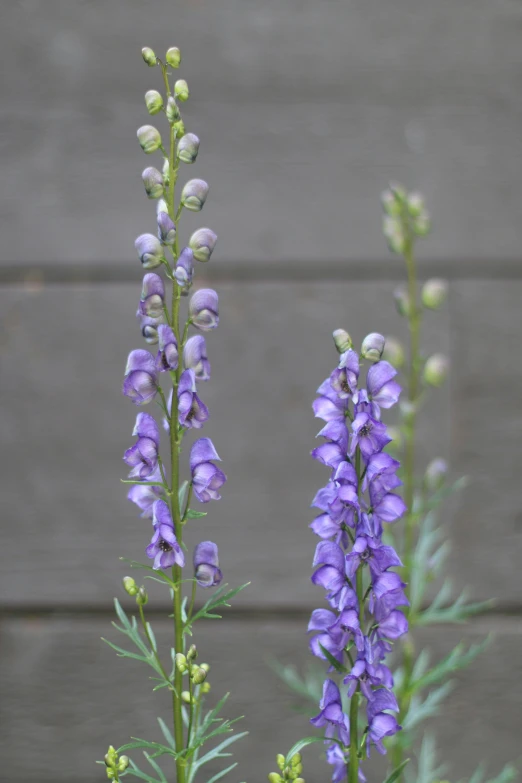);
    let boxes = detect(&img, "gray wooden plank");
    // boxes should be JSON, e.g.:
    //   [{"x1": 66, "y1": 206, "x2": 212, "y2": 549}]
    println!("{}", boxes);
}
[
  {"x1": 0, "y1": 281, "x2": 449, "y2": 608},
  {"x1": 1, "y1": 0, "x2": 522, "y2": 265},
  {"x1": 0, "y1": 614, "x2": 520, "y2": 782}
]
